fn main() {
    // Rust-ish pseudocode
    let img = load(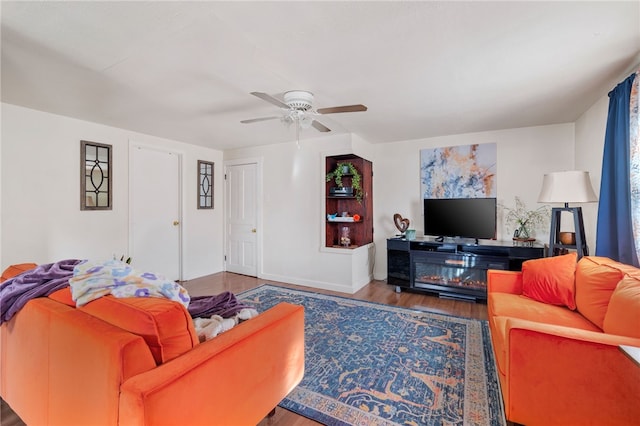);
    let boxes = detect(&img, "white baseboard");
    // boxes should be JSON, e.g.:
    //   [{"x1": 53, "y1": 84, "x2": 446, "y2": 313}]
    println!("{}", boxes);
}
[{"x1": 258, "y1": 272, "x2": 373, "y2": 295}]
